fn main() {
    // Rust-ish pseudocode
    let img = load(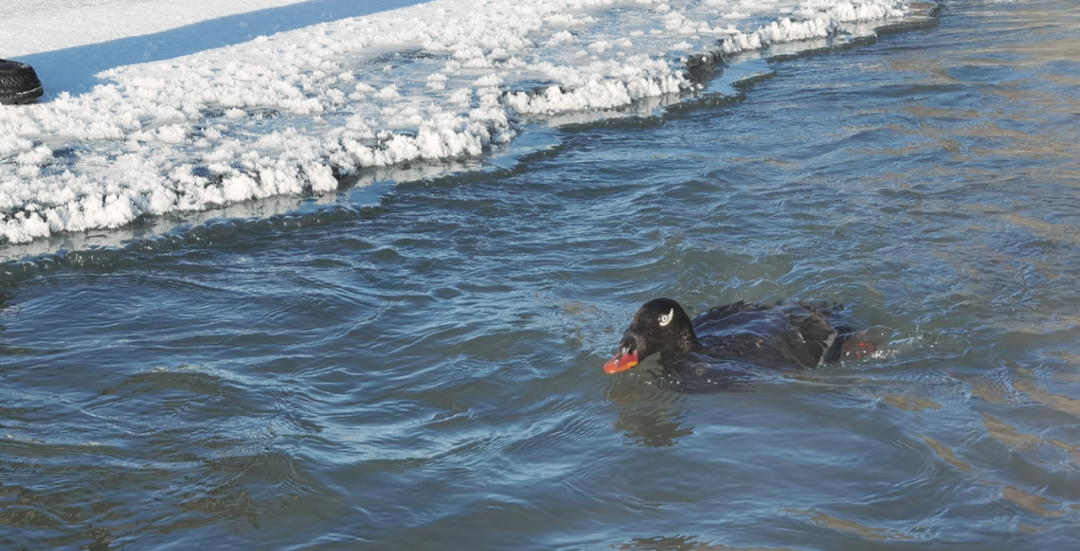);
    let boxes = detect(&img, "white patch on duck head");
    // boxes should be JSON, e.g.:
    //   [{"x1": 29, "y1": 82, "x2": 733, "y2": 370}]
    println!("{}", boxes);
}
[{"x1": 658, "y1": 308, "x2": 674, "y2": 327}]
